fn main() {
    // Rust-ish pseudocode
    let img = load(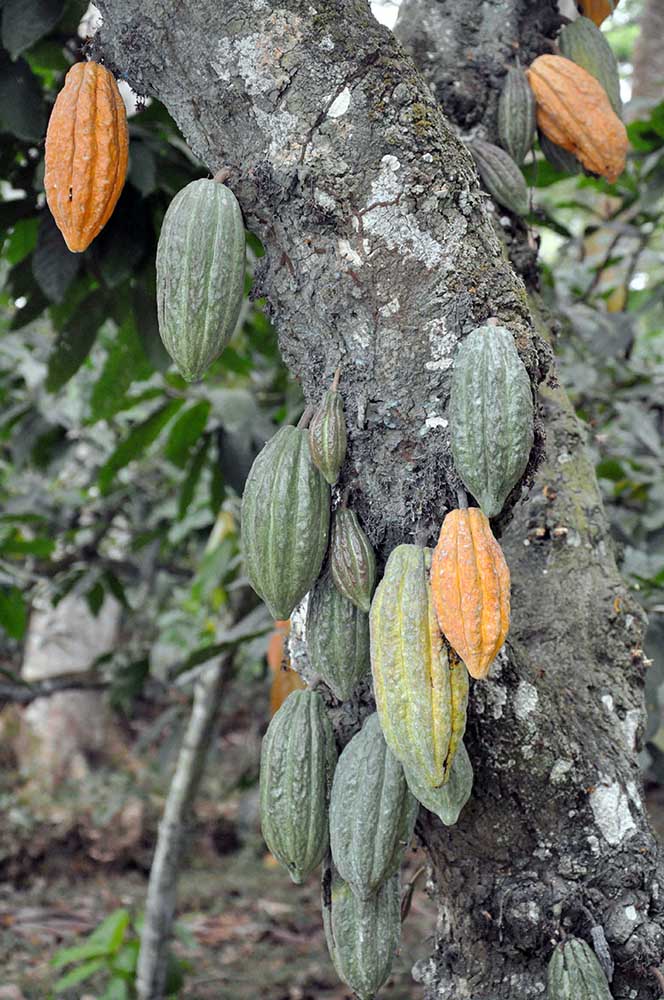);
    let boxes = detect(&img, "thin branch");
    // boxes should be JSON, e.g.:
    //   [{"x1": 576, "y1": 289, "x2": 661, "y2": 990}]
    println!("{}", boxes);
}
[{"x1": 0, "y1": 675, "x2": 108, "y2": 705}]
